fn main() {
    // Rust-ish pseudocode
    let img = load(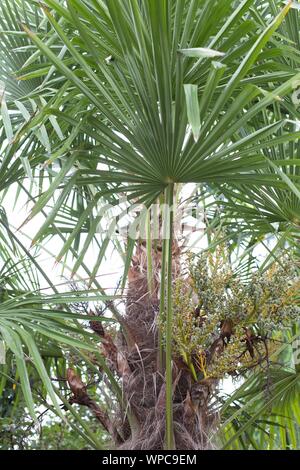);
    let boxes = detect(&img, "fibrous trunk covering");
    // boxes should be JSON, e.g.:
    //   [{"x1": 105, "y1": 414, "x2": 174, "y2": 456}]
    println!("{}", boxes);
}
[{"x1": 67, "y1": 241, "x2": 217, "y2": 450}]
